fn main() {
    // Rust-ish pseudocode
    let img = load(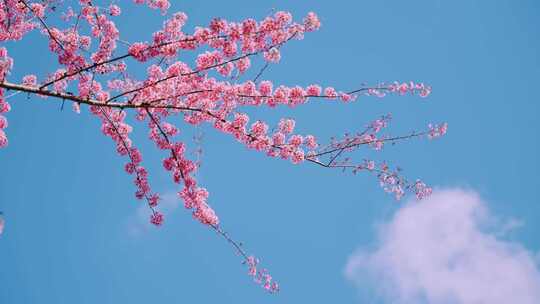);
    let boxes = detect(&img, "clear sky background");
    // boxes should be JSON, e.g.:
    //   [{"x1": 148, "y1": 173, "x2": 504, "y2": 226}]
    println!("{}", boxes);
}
[{"x1": 1, "y1": 0, "x2": 539, "y2": 303}]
